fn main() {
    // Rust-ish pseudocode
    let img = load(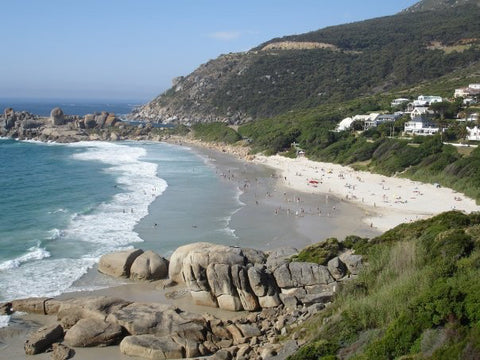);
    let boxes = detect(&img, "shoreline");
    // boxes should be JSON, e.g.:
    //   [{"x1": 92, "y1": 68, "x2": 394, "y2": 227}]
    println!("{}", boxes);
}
[
  {"x1": 2, "y1": 136, "x2": 480, "y2": 359},
  {"x1": 254, "y1": 154, "x2": 480, "y2": 232}
]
